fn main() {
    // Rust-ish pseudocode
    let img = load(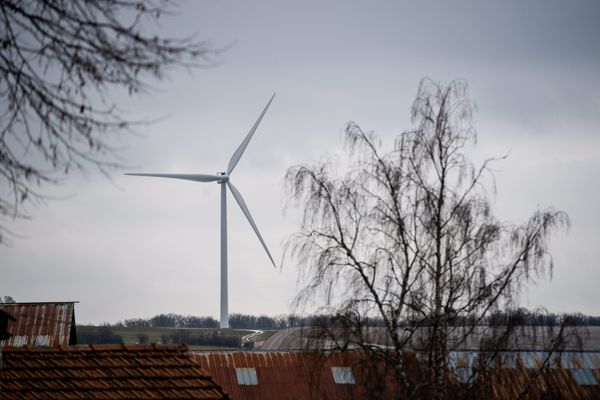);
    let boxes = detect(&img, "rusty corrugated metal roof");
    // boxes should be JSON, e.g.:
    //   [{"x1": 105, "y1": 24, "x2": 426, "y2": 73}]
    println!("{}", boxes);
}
[
  {"x1": 450, "y1": 351, "x2": 600, "y2": 399},
  {"x1": 190, "y1": 350, "x2": 600, "y2": 400},
  {"x1": 0, "y1": 344, "x2": 230, "y2": 399},
  {"x1": 0, "y1": 302, "x2": 76, "y2": 347},
  {"x1": 190, "y1": 351, "x2": 421, "y2": 400},
  {"x1": 449, "y1": 350, "x2": 600, "y2": 369}
]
